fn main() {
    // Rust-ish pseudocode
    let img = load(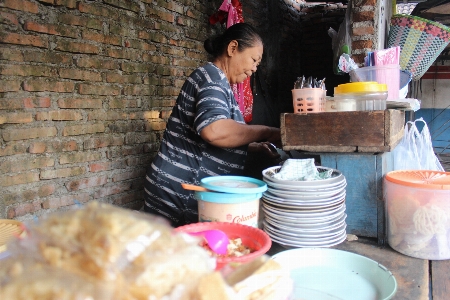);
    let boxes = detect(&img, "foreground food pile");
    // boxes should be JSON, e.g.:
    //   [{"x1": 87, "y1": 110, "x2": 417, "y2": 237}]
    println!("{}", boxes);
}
[{"x1": 0, "y1": 201, "x2": 291, "y2": 300}]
